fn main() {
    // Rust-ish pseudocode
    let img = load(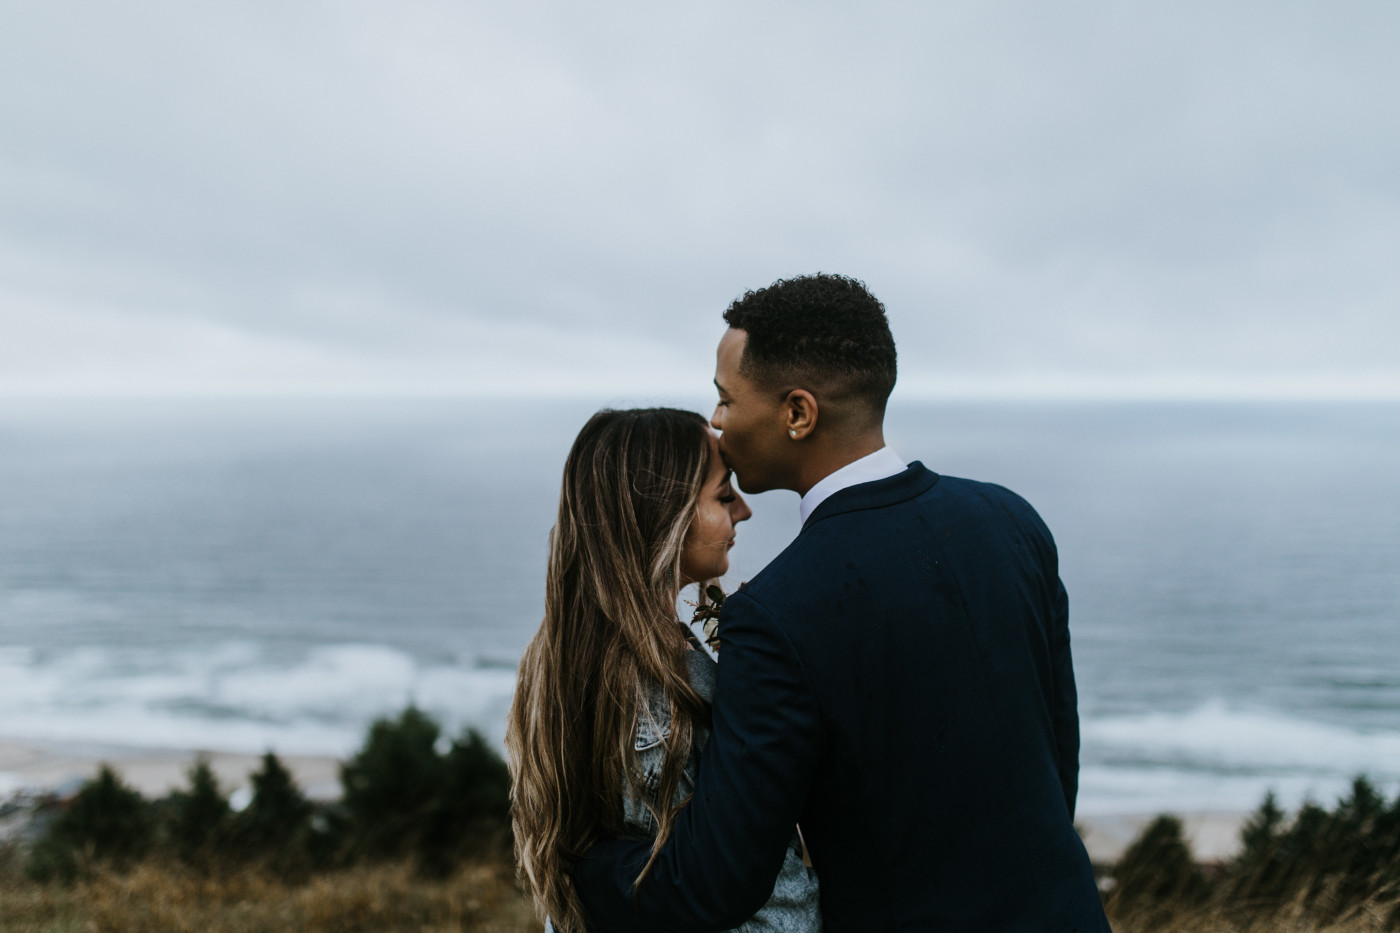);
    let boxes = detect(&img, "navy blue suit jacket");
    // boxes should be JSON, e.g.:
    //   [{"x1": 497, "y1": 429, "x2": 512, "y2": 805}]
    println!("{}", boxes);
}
[{"x1": 576, "y1": 464, "x2": 1109, "y2": 932}]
